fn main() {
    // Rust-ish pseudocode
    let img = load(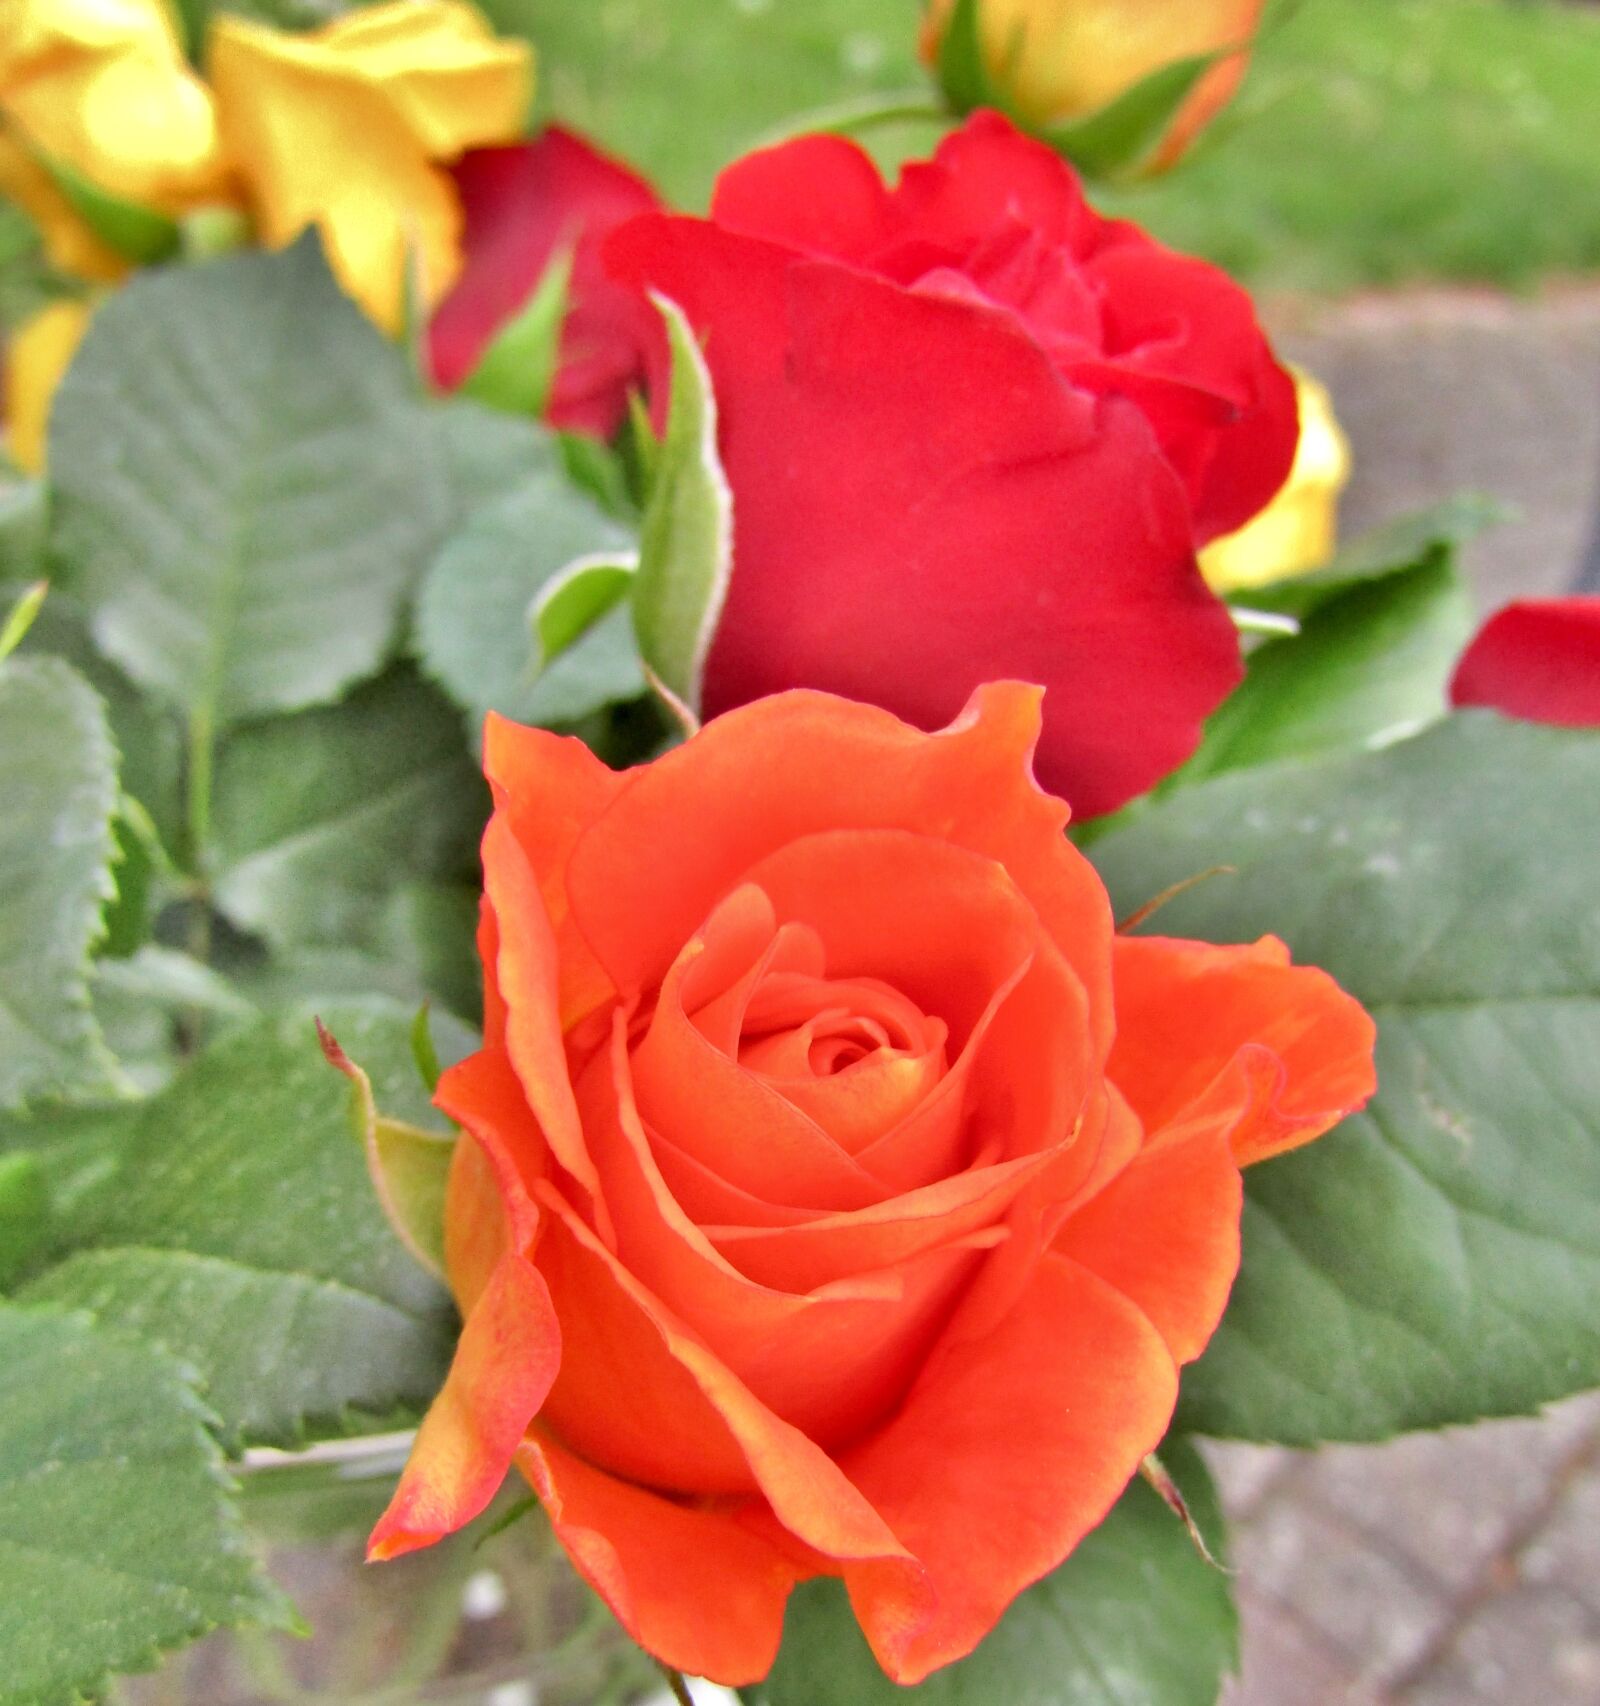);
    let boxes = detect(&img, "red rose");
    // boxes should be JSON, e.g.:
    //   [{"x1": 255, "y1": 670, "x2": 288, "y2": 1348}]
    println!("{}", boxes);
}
[
  {"x1": 429, "y1": 126, "x2": 665, "y2": 437},
  {"x1": 1450, "y1": 597, "x2": 1600, "y2": 727},
  {"x1": 368, "y1": 684, "x2": 1376, "y2": 1686},
  {"x1": 606, "y1": 113, "x2": 1298, "y2": 815}
]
